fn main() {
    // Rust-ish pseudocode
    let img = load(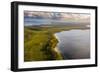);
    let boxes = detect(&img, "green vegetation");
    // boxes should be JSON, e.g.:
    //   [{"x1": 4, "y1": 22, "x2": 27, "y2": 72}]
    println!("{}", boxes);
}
[{"x1": 24, "y1": 25, "x2": 88, "y2": 61}]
